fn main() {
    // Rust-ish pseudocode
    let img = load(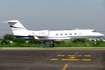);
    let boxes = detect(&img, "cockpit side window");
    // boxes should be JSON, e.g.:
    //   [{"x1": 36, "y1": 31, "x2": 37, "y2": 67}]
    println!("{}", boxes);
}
[{"x1": 92, "y1": 30, "x2": 97, "y2": 32}]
